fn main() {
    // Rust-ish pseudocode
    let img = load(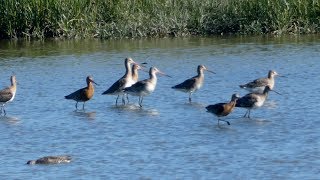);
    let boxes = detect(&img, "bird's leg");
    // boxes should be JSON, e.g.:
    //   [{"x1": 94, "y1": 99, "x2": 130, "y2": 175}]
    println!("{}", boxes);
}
[
  {"x1": 122, "y1": 95, "x2": 126, "y2": 105},
  {"x1": 189, "y1": 93, "x2": 192, "y2": 103},
  {"x1": 139, "y1": 96, "x2": 143, "y2": 108},
  {"x1": 248, "y1": 110, "x2": 251, "y2": 119},
  {"x1": 3, "y1": 107, "x2": 6, "y2": 116},
  {"x1": 0, "y1": 106, "x2": 3, "y2": 116},
  {"x1": 115, "y1": 95, "x2": 119, "y2": 106},
  {"x1": 82, "y1": 102, "x2": 85, "y2": 110},
  {"x1": 75, "y1": 102, "x2": 78, "y2": 110},
  {"x1": 220, "y1": 119, "x2": 231, "y2": 125},
  {"x1": 243, "y1": 110, "x2": 248, "y2": 118},
  {"x1": 126, "y1": 94, "x2": 129, "y2": 104}
]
